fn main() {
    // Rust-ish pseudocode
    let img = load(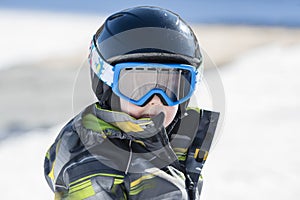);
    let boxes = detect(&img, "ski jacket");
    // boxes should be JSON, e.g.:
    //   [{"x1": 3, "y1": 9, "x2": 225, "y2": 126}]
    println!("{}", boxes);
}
[{"x1": 44, "y1": 103, "x2": 219, "y2": 200}]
